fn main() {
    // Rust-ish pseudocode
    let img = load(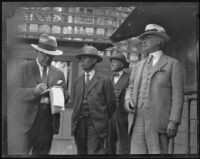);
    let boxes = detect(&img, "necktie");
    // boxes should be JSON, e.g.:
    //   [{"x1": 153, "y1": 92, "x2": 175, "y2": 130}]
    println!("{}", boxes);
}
[
  {"x1": 85, "y1": 73, "x2": 90, "y2": 85},
  {"x1": 42, "y1": 66, "x2": 47, "y2": 84},
  {"x1": 148, "y1": 55, "x2": 154, "y2": 66}
]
